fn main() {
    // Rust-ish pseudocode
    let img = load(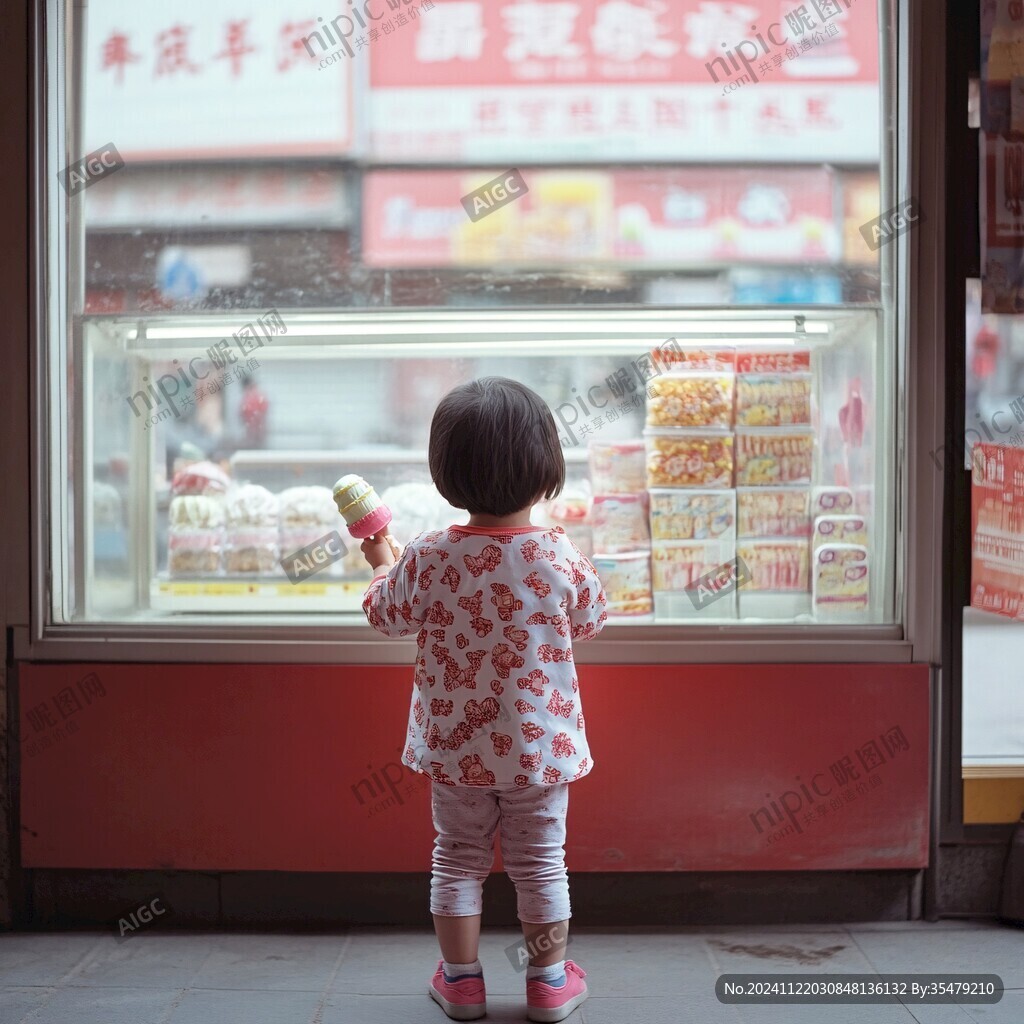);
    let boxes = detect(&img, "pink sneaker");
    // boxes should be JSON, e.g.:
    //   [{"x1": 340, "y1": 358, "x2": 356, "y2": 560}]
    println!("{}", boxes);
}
[
  {"x1": 428, "y1": 960, "x2": 486, "y2": 1021},
  {"x1": 526, "y1": 960, "x2": 588, "y2": 1022}
]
